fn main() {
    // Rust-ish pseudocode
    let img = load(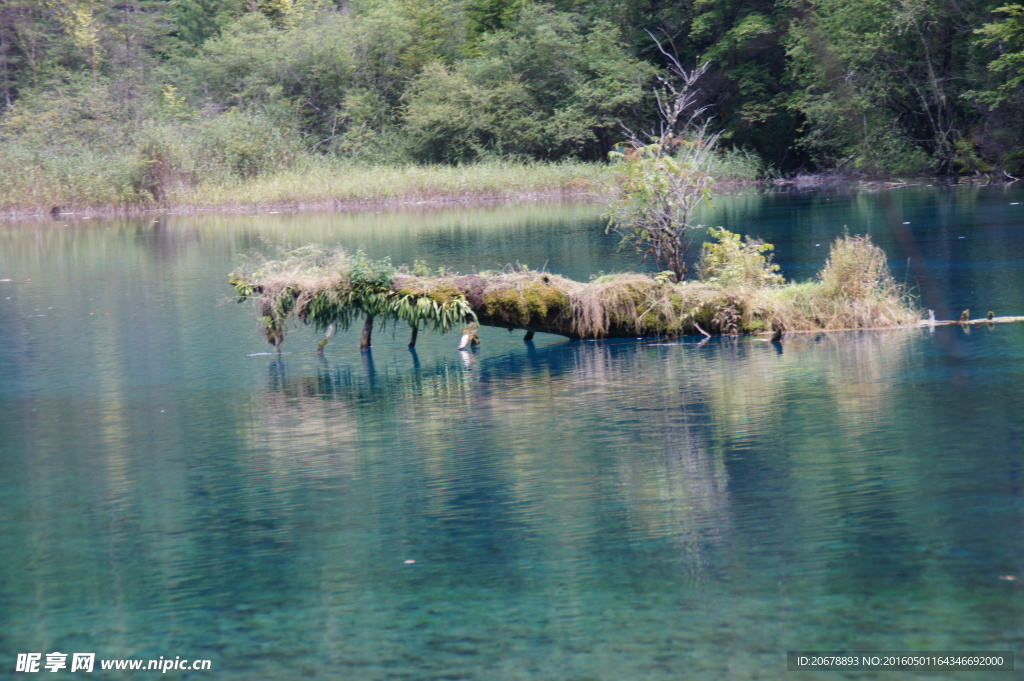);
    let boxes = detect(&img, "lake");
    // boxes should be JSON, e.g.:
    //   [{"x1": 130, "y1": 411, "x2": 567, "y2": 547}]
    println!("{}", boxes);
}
[{"x1": 2, "y1": 183, "x2": 1023, "y2": 679}]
